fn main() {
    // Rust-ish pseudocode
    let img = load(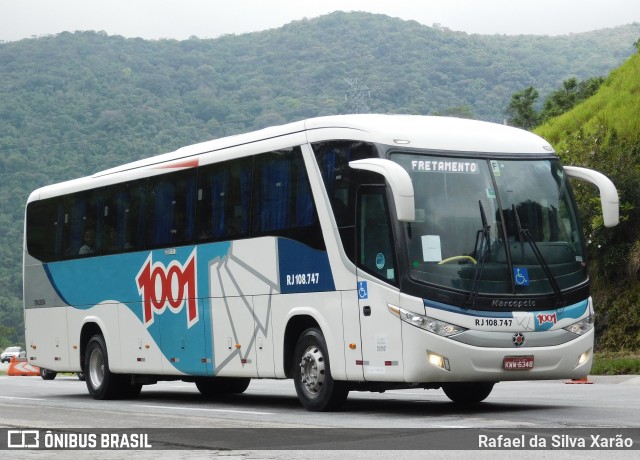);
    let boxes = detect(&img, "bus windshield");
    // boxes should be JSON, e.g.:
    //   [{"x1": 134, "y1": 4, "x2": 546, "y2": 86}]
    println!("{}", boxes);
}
[{"x1": 391, "y1": 153, "x2": 587, "y2": 297}]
